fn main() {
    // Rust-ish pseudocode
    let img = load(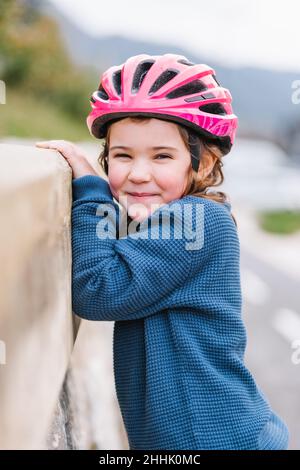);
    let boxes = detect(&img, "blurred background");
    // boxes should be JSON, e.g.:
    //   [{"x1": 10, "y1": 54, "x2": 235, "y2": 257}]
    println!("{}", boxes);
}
[{"x1": 0, "y1": 0, "x2": 299, "y2": 450}]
